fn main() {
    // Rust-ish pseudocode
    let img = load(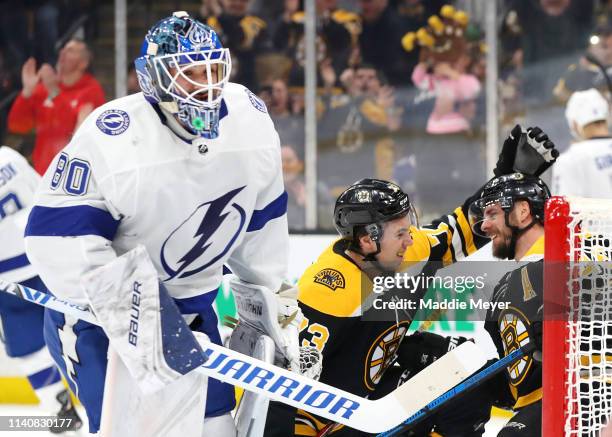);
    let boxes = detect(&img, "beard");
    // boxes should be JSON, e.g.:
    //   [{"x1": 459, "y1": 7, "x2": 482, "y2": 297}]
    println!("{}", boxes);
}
[{"x1": 492, "y1": 234, "x2": 514, "y2": 259}]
